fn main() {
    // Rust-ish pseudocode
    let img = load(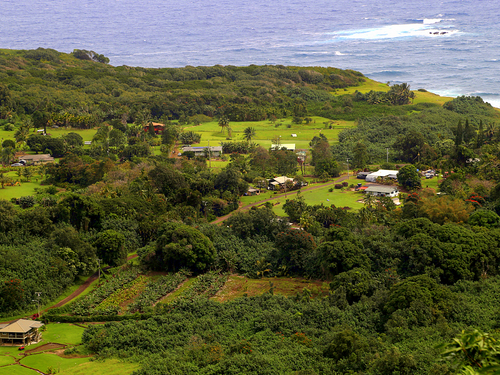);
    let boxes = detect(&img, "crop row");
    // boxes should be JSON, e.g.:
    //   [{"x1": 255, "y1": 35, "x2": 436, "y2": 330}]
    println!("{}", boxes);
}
[
  {"x1": 94, "y1": 275, "x2": 149, "y2": 315},
  {"x1": 70, "y1": 268, "x2": 140, "y2": 316},
  {"x1": 128, "y1": 271, "x2": 188, "y2": 313},
  {"x1": 173, "y1": 271, "x2": 228, "y2": 304}
]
